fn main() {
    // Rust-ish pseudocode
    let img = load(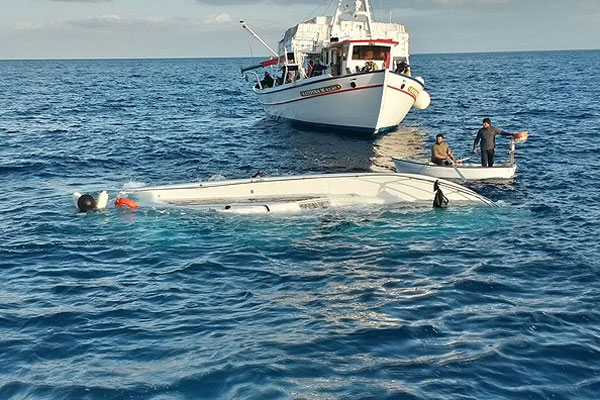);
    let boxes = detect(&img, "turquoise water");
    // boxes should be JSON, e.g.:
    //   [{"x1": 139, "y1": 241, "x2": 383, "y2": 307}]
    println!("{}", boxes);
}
[{"x1": 1, "y1": 51, "x2": 600, "y2": 399}]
